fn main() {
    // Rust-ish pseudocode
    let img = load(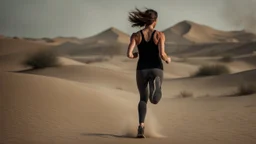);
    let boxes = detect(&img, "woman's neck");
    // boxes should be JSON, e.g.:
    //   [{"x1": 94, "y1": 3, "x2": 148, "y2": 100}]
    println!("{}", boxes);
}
[{"x1": 144, "y1": 25, "x2": 154, "y2": 30}]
